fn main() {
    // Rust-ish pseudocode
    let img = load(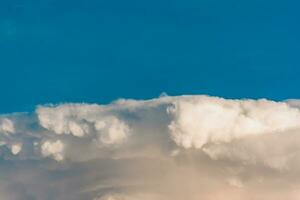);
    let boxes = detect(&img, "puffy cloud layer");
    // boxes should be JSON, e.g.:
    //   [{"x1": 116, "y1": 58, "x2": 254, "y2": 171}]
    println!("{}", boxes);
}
[
  {"x1": 1, "y1": 95, "x2": 300, "y2": 200},
  {"x1": 36, "y1": 104, "x2": 130, "y2": 146}
]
